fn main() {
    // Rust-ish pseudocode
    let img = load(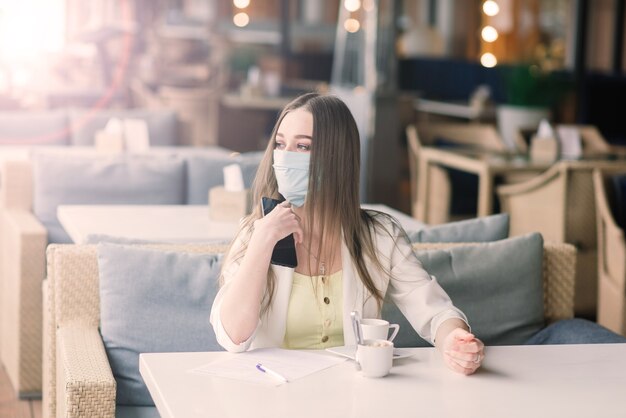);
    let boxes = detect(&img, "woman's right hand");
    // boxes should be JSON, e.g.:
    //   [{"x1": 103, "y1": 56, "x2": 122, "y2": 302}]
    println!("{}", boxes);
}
[{"x1": 253, "y1": 201, "x2": 303, "y2": 245}]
